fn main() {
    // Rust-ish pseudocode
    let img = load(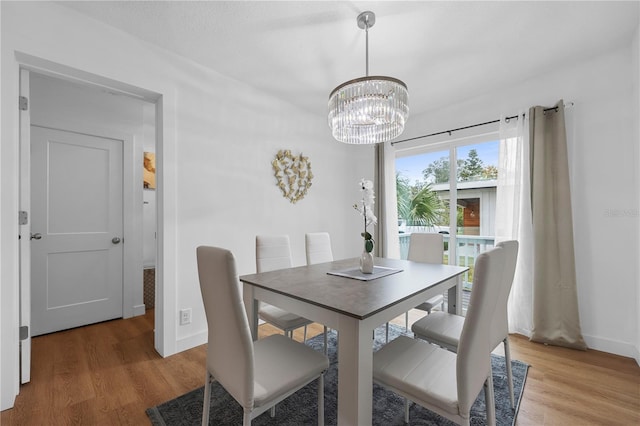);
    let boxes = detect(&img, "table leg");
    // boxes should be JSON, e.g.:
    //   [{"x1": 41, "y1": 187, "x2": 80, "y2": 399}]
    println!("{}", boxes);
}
[
  {"x1": 337, "y1": 316, "x2": 373, "y2": 425},
  {"x1": 242, "y1": 284, "x2": 258, "y2": 341},
  {"x1": 447, "y1": 276, "x2": 462, "y2": 315}
]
